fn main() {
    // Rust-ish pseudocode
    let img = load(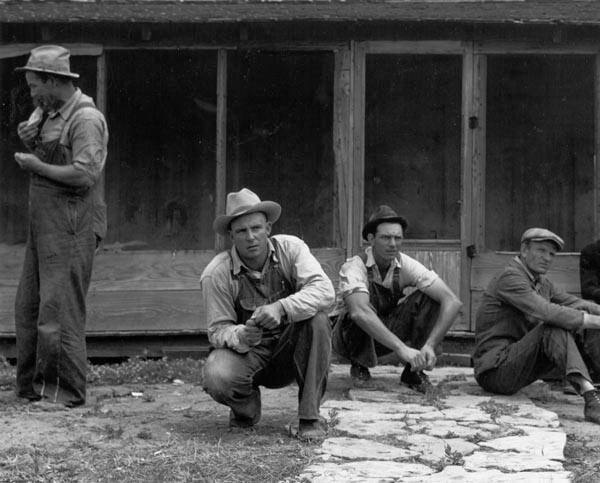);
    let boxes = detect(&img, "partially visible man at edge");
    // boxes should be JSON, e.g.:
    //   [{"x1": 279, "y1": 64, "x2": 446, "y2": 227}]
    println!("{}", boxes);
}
[
  {"x1": 13, "y1": 45, "x2": 108, "y2": 407},
  {"x1": 331, "y1": 205, "x2": 462, "y2": 390},
  {"x1": 201, "y1": 188, "x2": 335, "y2": 440},
  {"x1": 473, "y1": 228, "x2": 600, "y2": 424}
]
